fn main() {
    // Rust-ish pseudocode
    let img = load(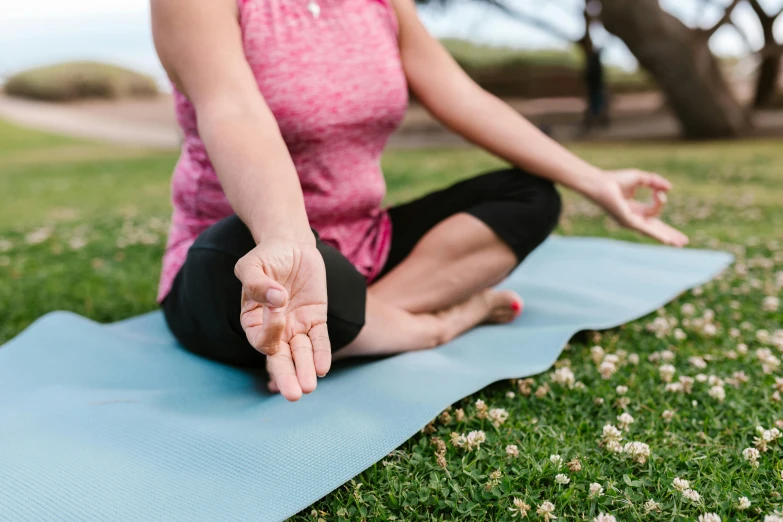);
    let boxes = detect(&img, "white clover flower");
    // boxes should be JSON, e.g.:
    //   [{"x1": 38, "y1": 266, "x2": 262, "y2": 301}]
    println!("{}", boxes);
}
[
  {"x1": 673, "y1": 477, "x2": 690, "y2": 491},
  {"x1": 707, "y1": 375, "x2": 724, "y2": 386},
  {"x1": 681, "y1": 303, "x2": 696, "y2": 316},
  {"x1": 555, "y1": 473, "x2": 570, "y2": 485},
  {"x1": 696, "y1": 373, "x2": 708, "y2": 383},
  {"x1": 466, "y1": 430, "x2": 486, "y2": 450},
  {"x1": 604, "y1": 354, "x2": 620, "y2": 365},
  {"x1": 698, "y1": 514, "x2": 721, "y2": 522},
  {"x1": 602, "y1": 424, "x2": 623, "y2": 445},
  {"x1": 679, "y1": 376, "x2": 695, "y2": 394},
  {"x1": 574, "y1": 381, "x2": 586, "y2": 390},
  {"x1": 688, "y1": 356, "x2": 708, "y2": 369},
  {"x1": 665, "y1": 382, "x2": 685, "y2": 393},
  {"x1": 738, "y1": 497, "x2": 751, "y2": 510},
  {"x1": 488, "y1": 408, "x2": 509, "y2": 427},
  {"x1": 537, "y1": 501, "x2": 557, "y2": 521},
  {"x1": 594, "y1": 514, "x2": 616, "y2": 522},
  {"x1": 683, "y1": 489, "x2": 701, "y2": 503},
  {"x1": 506, "y1": 391, "x2": 515, "y2": 399},
  {"x1": 623, "y1": 441, "x2": 651, "y2": 464},
  {"x1": 660, "y1": 350, "x2": 676, "y2": 362},
  {"x1": 674, "y1": 328, "x2": 687, "y2": 341},
  {"x1": 506, "y1": 444, "x2": 519, "y2": 458},
  {"x1": 644, "y1": 499, "x2": 661, "y2": 512},
  {"x1": 549, "y1": 454, "x2": 563, "y2": 468},
  {"x1": 589, "y1": 483, "x2": 604, "y2": 498},
  {"x1": 450, "y1": 432, "x2": 467, "y2": 448},
  {"x1": 552, "y1": 367, "x2": 575, "y2": 388},
  {"x1": 758, "y1": 330, "x2": 771, "y2": 343},
  {"x1": 764, "y1": 515, "x2": 783, "y2": 522},
  {"x1": 702, "y1": 323, "x2": 718, "y2": 336},
  {"x1": 737, "y1": 343, "x2": 748, "y2": 354},
  {"x1": 763, "y1": 296, "x2": 780, "y2": 312},
  {"x1": 729, "y1": 327, "x2": 741, "y2": 338},
  {"x1": 662, "y1": 409, "x2": 675, "y2": 422},
  {"x1": 616, "y1": 385, "x2": 628, "y2": 395},
  {"x1": 659, "y1": 364, "x2": 676, "y2": 383},
  {"x1": 617, "y1": 413, "x2": 635, "y2": 430},
  {"x1": 743, "y1": 446, "x2": 761, "y2": 466},
  {"x1": 598, "y1": 361, "x2": 617, "y2": 379},
  {"x1": 25, "y1": 227, "x2": 53, "y2": 245},
  {"x1": 708, "y1": 385, "x2": 726, "y2": 402},
  {"x1": 628, "y1": 353, "x2": 640, "y2": 365},
  {"x1": 509, "y1": 498, "x2": 531, "y2": 518},
  {"x1": 591, "y1": 345, "x2": 605, "y2": 364}
]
